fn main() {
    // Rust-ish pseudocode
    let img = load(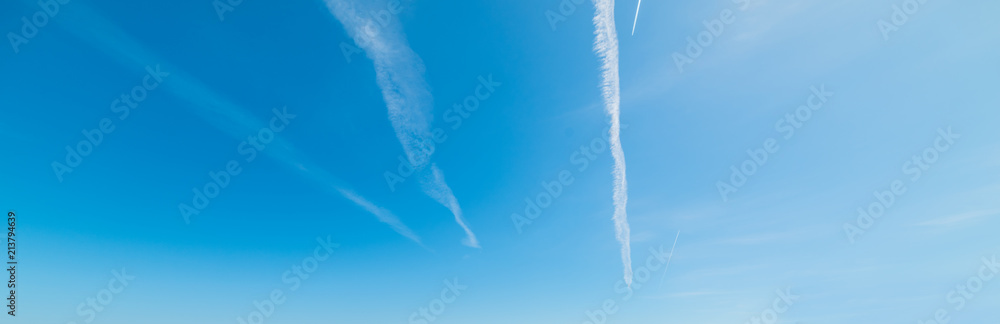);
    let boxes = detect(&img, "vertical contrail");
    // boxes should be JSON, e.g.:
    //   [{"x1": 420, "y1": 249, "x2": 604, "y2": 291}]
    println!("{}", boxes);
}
[
  {"x1": 592, "y1": 0, "x2": 634, "y2": 286},
  {"x1": 630, "y1": 0, "x2": 642, "y2": 35},
  {"x1": 325, "y1": 0, "x2": 479, "y2": 247}
]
